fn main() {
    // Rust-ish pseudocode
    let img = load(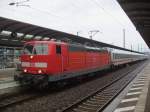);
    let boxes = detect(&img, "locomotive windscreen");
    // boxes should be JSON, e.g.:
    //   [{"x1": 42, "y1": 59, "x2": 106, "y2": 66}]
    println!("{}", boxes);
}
[
  {"x1": 24, "y1": 44, "x2": 33, "y2": 55},
  {"x1": 34, "y1": 44, "x2": 48, "y2": 55},
  {"x1": 23, "y1": 43, "x2": 48, "y2": 55}
]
